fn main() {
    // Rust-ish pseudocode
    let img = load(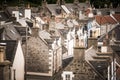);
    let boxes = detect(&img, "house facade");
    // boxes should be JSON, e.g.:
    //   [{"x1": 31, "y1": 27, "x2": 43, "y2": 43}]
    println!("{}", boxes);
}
[{"x1": 0, "y1": 40, "x2": 24, "y2": 80}]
